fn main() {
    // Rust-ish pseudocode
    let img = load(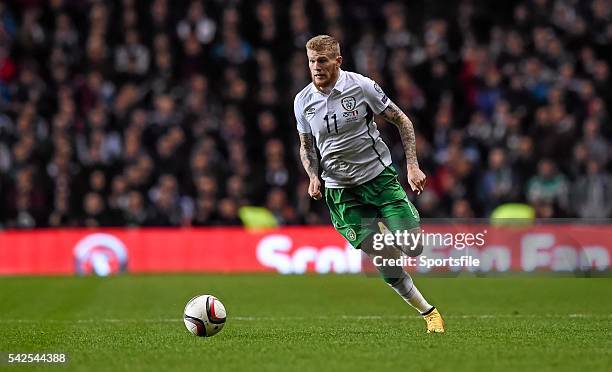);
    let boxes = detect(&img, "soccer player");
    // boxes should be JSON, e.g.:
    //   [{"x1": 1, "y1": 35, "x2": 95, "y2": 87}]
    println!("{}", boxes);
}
[{"x1": 294, "y1": 35, "x2": 445, "y2": 333}]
